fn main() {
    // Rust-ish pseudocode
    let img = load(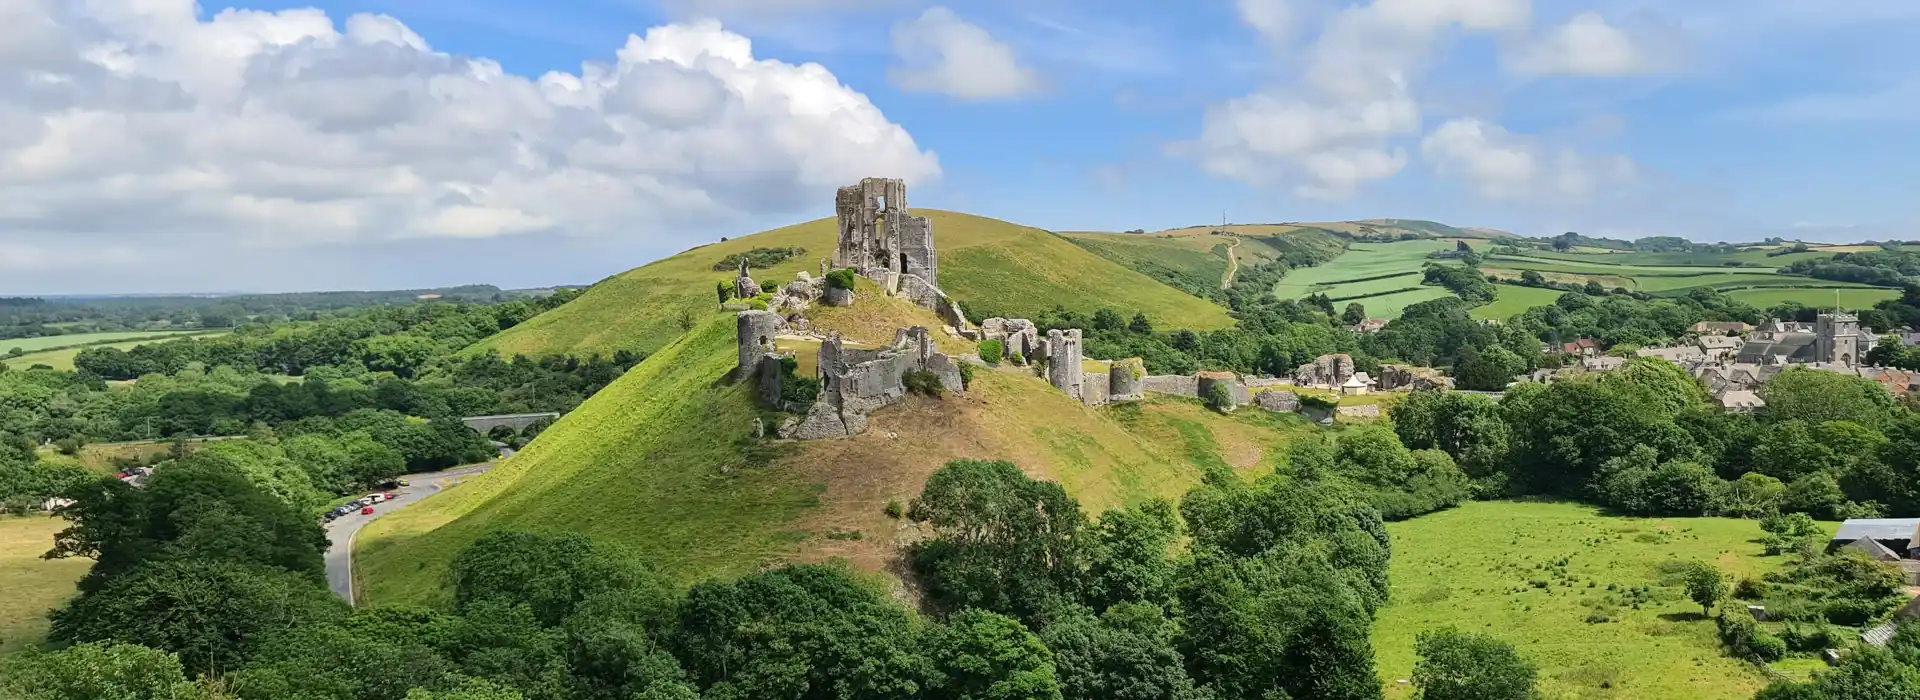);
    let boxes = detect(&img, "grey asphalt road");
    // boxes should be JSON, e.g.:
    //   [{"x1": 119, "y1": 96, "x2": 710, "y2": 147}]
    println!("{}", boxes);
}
[{"x1": 322, "y1": 455, "x2": 507, "y2": 604}]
